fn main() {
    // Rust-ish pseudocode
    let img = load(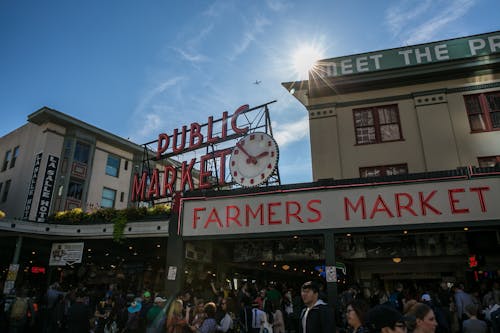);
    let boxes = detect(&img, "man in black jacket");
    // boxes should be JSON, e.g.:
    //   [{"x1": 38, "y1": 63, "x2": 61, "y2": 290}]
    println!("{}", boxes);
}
[{"x1": 298, "y1": 280, "x2": 335, "y2": 333}]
